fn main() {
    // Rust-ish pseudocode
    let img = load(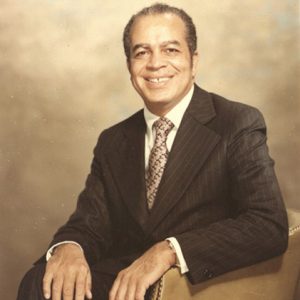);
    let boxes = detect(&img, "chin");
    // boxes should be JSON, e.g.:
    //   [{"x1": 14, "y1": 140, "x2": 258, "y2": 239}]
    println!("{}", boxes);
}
[
  {"x1": 144, "y1": 91, "x2": 172, "y2": 102},
  {"x1": 145, "y1": 96, "x2": 171, "y2": 106}
]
